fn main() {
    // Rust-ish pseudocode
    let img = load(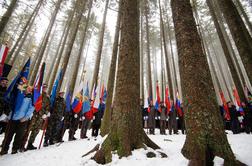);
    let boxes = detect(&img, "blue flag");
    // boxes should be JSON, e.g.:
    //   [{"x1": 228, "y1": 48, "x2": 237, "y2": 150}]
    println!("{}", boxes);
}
[
  {"x1": 50, "y1": 69, "x2": 63, "y2": 108},
  {"x1": 82, "y1": 83, "x2": 90, "y2": 114},
  {"x1": 4, "y1": 58, "x2": 30, "y2": 117},
  {"x1": 65, "y1": 91, "x2": 71, "y2": 112}
]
